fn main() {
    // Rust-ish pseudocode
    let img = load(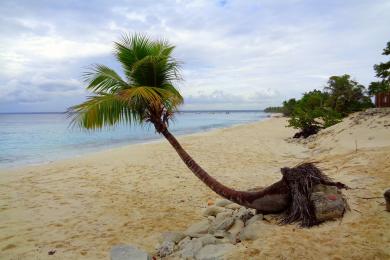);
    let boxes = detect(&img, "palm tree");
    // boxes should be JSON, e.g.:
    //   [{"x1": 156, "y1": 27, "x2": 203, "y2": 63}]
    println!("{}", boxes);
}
[{"x1": 69, "y1": 34, "x2": 347, "y2": 226}]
